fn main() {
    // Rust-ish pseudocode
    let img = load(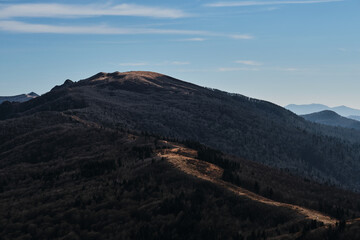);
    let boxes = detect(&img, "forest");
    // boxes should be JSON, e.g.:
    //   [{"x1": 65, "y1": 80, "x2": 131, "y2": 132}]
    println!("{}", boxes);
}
[{"x1": 2, "y1": 72, "x2": 360, "y2": 239}]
